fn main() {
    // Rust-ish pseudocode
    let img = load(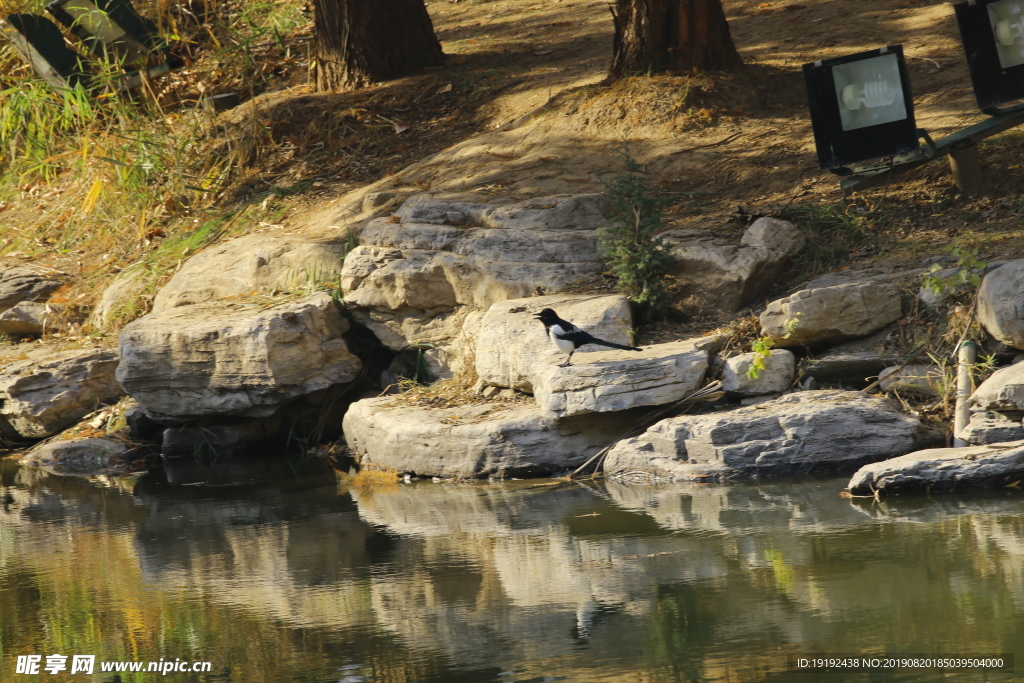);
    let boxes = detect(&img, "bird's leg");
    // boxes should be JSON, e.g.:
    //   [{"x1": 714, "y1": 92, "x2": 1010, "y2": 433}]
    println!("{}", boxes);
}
[{"x1": 558, "y1": 350, "x2": 574, "y2": 367}]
